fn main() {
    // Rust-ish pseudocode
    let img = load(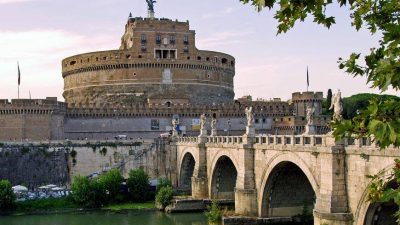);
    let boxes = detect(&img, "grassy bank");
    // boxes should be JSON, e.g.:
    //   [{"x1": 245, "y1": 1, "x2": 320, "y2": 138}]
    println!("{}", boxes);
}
[
  {"x1": 103, "y1": 202, "x2": 155, "y2": 211},
  {"x1": 10, "y1": 198, "x2": 155, "y2": 215}
]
